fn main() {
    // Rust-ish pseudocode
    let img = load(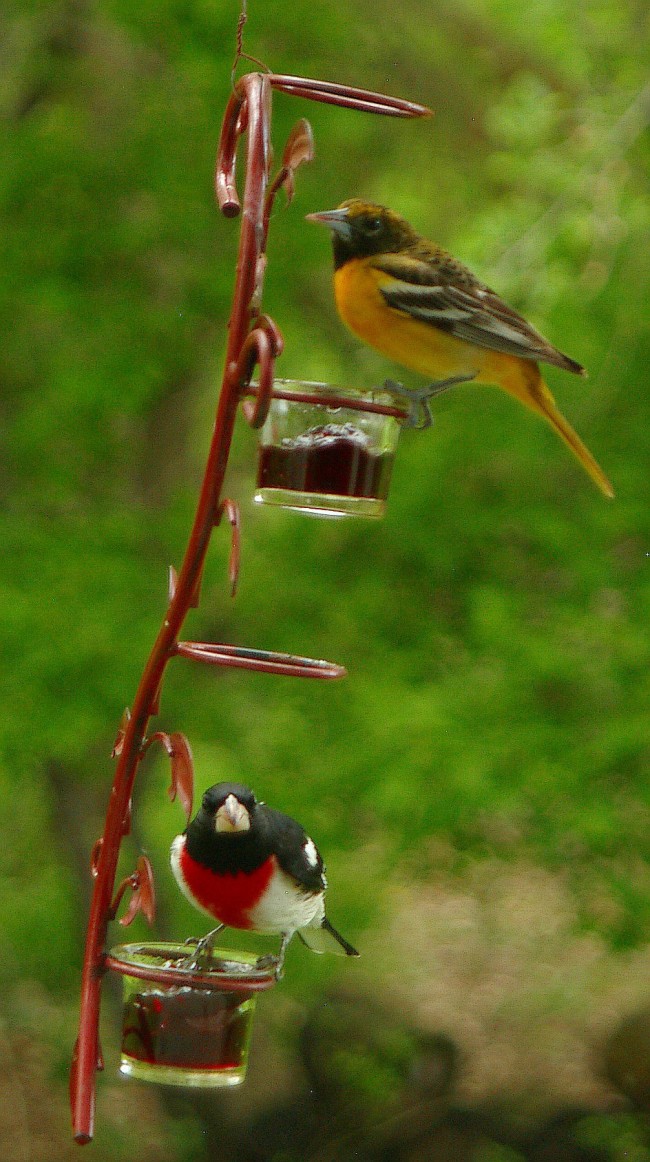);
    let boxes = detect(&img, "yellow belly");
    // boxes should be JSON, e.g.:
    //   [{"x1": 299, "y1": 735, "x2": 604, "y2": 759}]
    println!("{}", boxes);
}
[
  {"x1": 332, "y1": 259, "x2": 614, "y2": 498},
  {"x1": 334, "y1": 259, "x2": 493, "y2": 382}
]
